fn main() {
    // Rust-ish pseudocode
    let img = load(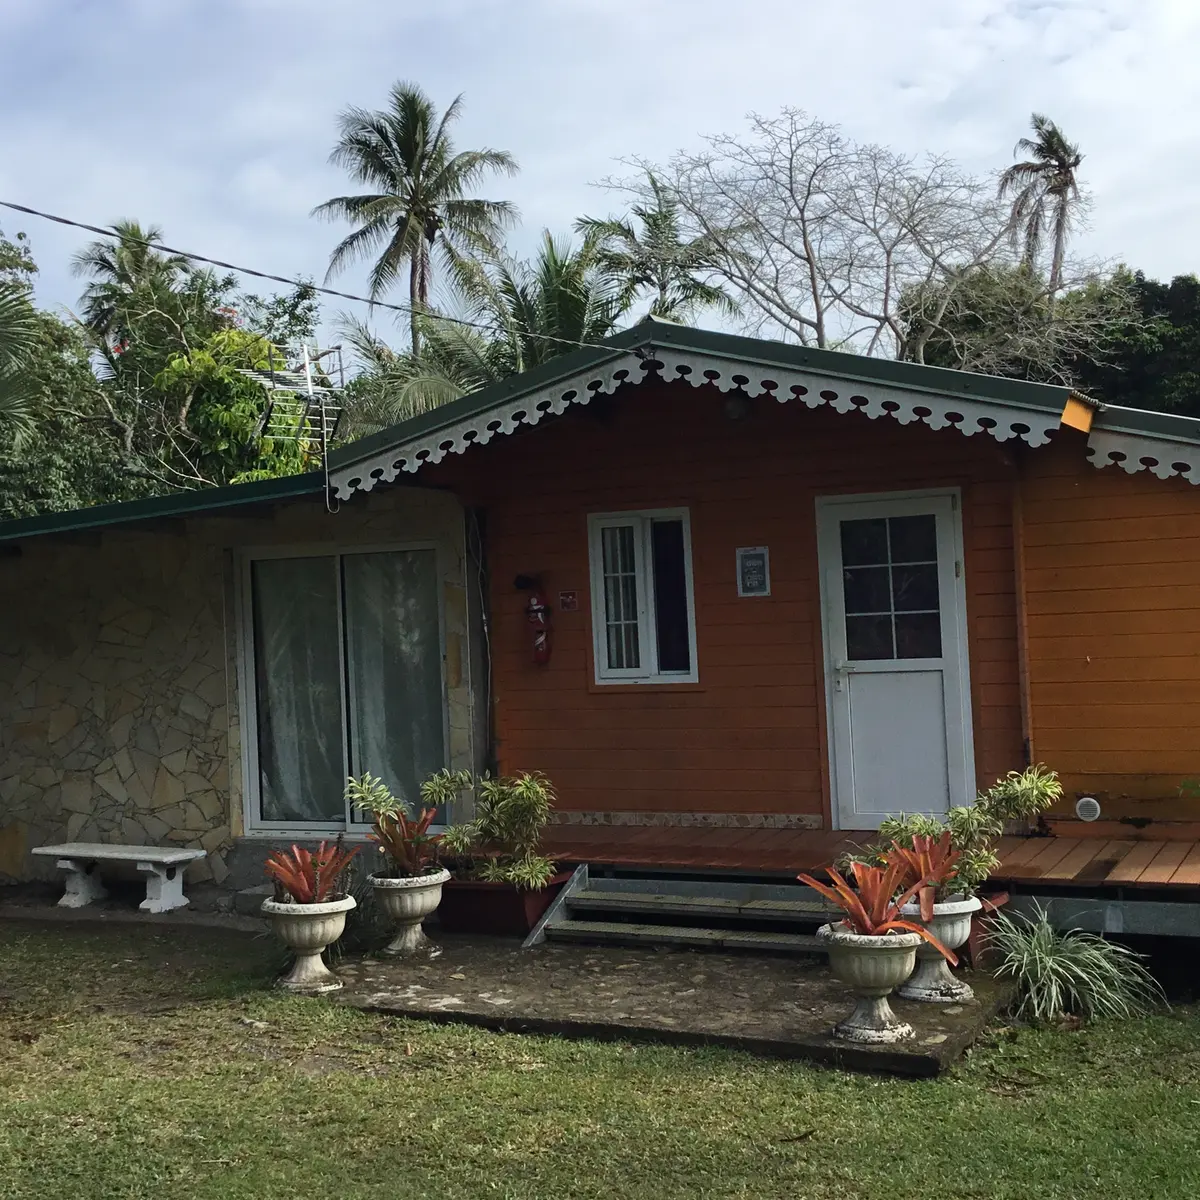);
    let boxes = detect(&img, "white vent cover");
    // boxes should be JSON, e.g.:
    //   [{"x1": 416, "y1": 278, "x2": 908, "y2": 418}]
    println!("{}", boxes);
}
[{"x1": 1075, "y1": 796, "x2": 1102, "y2": 822}]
